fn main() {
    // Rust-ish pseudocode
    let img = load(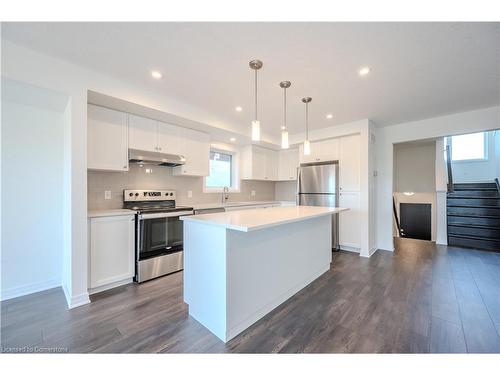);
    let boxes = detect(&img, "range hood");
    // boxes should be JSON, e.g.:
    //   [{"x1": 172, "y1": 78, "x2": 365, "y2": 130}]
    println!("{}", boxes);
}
[{"x1": 129, "y1": 149, "x2": 186, "y2": 167}]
